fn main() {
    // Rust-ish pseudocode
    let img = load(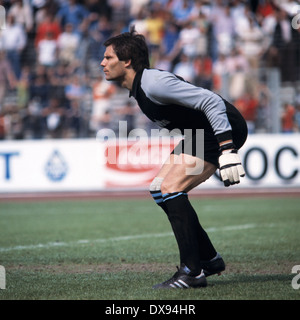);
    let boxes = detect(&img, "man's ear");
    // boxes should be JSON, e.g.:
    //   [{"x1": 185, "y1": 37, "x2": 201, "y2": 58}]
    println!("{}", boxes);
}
[{"x1": 124, "y1": 59, "x2": 132, "y2": 68}]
